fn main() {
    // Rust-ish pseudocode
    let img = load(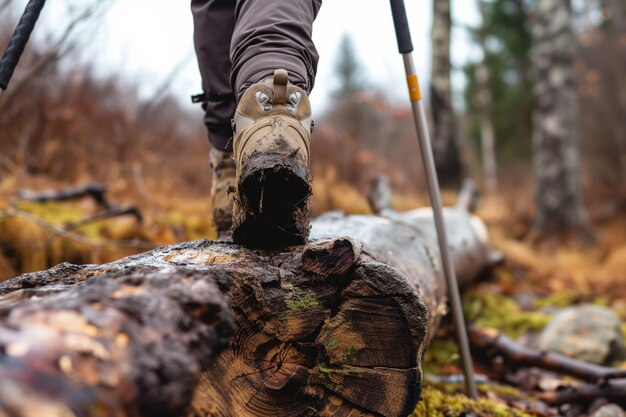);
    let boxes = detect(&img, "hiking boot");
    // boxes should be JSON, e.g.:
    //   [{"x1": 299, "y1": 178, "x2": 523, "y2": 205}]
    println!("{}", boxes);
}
[
  {"x1": 232, "y1": 69, "x2": 313, "y2": 248},
  {"x1": 209, "y1": 147, "x2": 236, "y2": 237}
]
